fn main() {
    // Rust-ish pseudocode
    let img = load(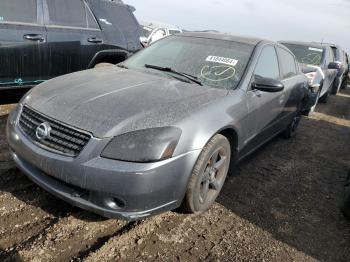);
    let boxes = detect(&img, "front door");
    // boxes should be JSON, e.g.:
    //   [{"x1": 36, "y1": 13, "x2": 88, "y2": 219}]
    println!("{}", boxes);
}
[{"x1": 242, "y1": 45, "x2": 284, "y2": 157}]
